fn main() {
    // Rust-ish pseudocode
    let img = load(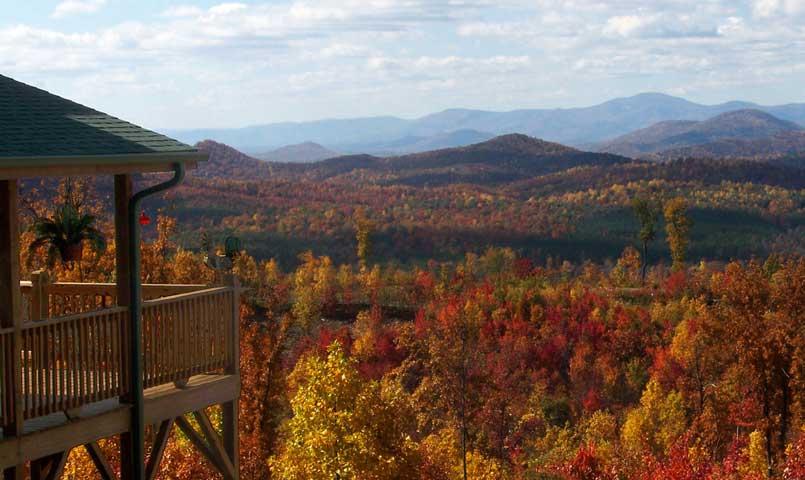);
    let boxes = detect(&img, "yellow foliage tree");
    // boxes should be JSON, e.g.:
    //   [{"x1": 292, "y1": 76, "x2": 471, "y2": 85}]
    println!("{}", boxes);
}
[
  {"x1": 291, "y1": 252, "x2": 335, "y2": 328},
  {"x1": 610, "y1": 246, "x2": 642, "y2": 287},
  {"x1": 141, "y1": 215, "x2": 177, "y2": 283},
  {"x1": 232, "y1": 251, "x2": 259, "y2": 286},
  {"x1": 419, "y1": 428, "x2": 511, "y2": 480},
  {"x1": 355, "y1": 210, "x2": 374, "y2": 272},
  {"x1": 269, "y1": 342, "x2": 420, "y2": 480},
  {"x1": 530, "y1": 425, "x2": 578, "y2": 474},
  {"x1": 621, "y1": 378, "x2": 687, "y2": 456},
  {"x1": 171, "y1": 248, "x2": 216, "y2": 285},
  {"x1": 578, "y1": 410, "x2": 619, "y2": 464},
  {"x1": 743, "y1": 430, "x2": 770, "y2": 479},
  {"x1": 664, "y1": 197, "x2": 692, "y2": 271}
]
